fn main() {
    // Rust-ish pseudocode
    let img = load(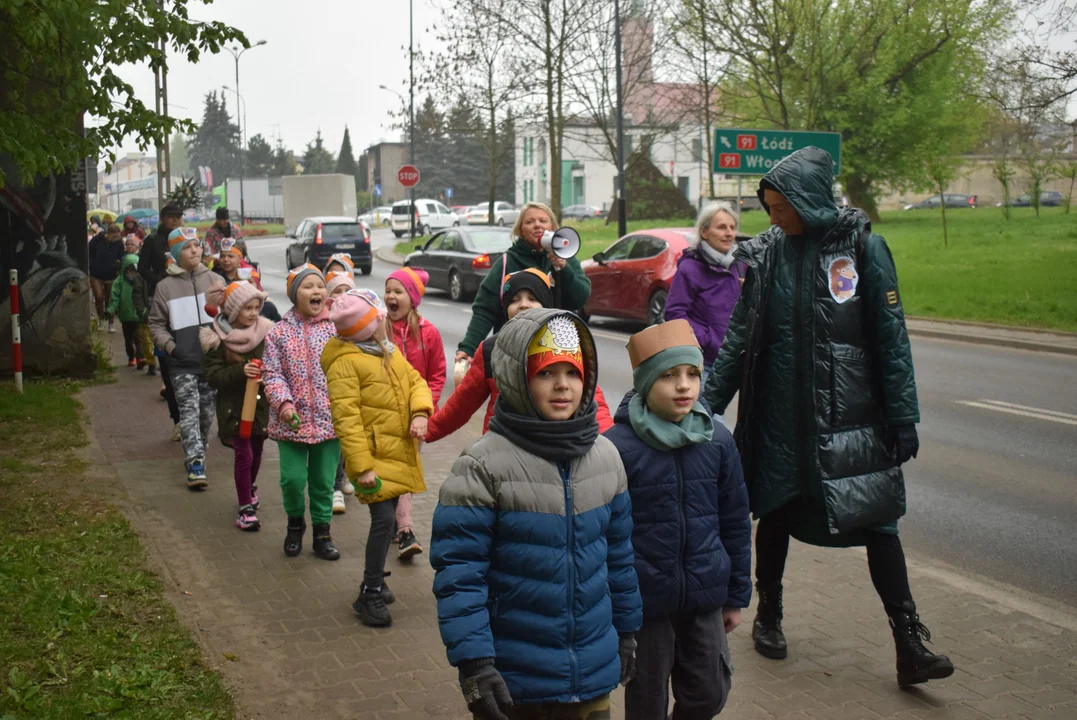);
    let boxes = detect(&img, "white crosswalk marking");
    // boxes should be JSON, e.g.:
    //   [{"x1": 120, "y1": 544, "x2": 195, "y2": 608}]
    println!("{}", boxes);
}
[{"x1": 957, "y1": 399, "x2": 1077, "y2": 427}]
